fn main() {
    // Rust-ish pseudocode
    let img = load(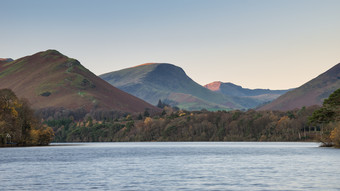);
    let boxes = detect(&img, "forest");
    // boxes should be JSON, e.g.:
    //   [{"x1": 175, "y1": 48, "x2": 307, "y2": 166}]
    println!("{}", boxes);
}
[
  {"x1": 48, "y1": 88, "x2": 340, "y2": 146},
  {"x1": 1, "y1": 88, "x2": 339, "y2": 147},
  {"x1": 49, "y1": 105, "x2": 321, "y2": 143}
]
